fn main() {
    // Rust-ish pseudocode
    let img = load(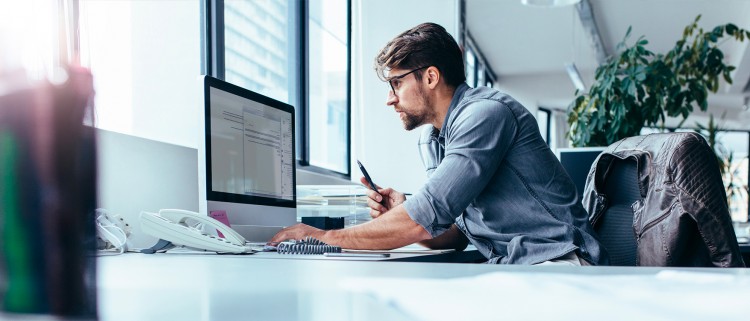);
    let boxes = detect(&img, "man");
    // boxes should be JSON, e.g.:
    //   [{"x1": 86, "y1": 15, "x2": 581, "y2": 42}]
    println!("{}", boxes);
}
[{"x1": 270, "y1": 22, "x2": 607, "y2": 265}]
